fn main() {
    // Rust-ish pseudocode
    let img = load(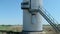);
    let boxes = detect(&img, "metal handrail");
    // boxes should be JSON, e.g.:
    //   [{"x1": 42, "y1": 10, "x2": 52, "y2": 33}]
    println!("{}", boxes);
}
[
  {"x1": 40, "y1": 7, "x2": 59, "y2": 25},
  {"x1": 38, "y1": 7, "x2": 60, "y2": 32}
]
